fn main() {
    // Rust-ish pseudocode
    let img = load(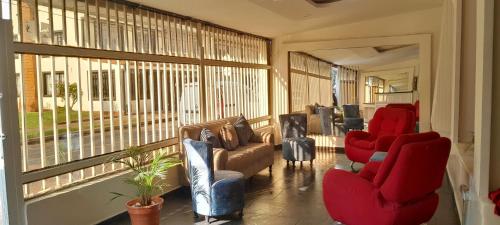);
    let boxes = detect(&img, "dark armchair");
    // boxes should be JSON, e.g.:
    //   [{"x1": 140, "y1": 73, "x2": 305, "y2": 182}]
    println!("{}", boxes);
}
[
  {"x1": 279, "y1": 113, "x2": 316, "y2": 167},
  {"x1": 183, "y1": 139, "x2": 245, "y2": 223},
  {"x1": 342, "y1": 105, "x2": 364, "y2": 132}
]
